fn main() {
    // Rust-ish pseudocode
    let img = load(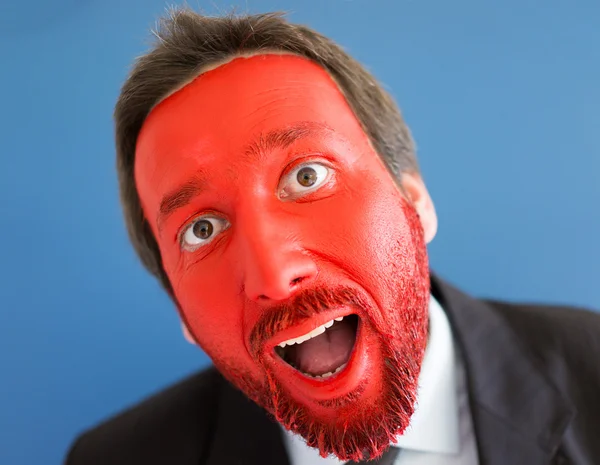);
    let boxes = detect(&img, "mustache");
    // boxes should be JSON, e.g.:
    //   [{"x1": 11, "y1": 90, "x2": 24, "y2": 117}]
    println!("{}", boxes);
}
[{"x1": 249, "y1": 286, "x2": 368, "y2": 357}]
